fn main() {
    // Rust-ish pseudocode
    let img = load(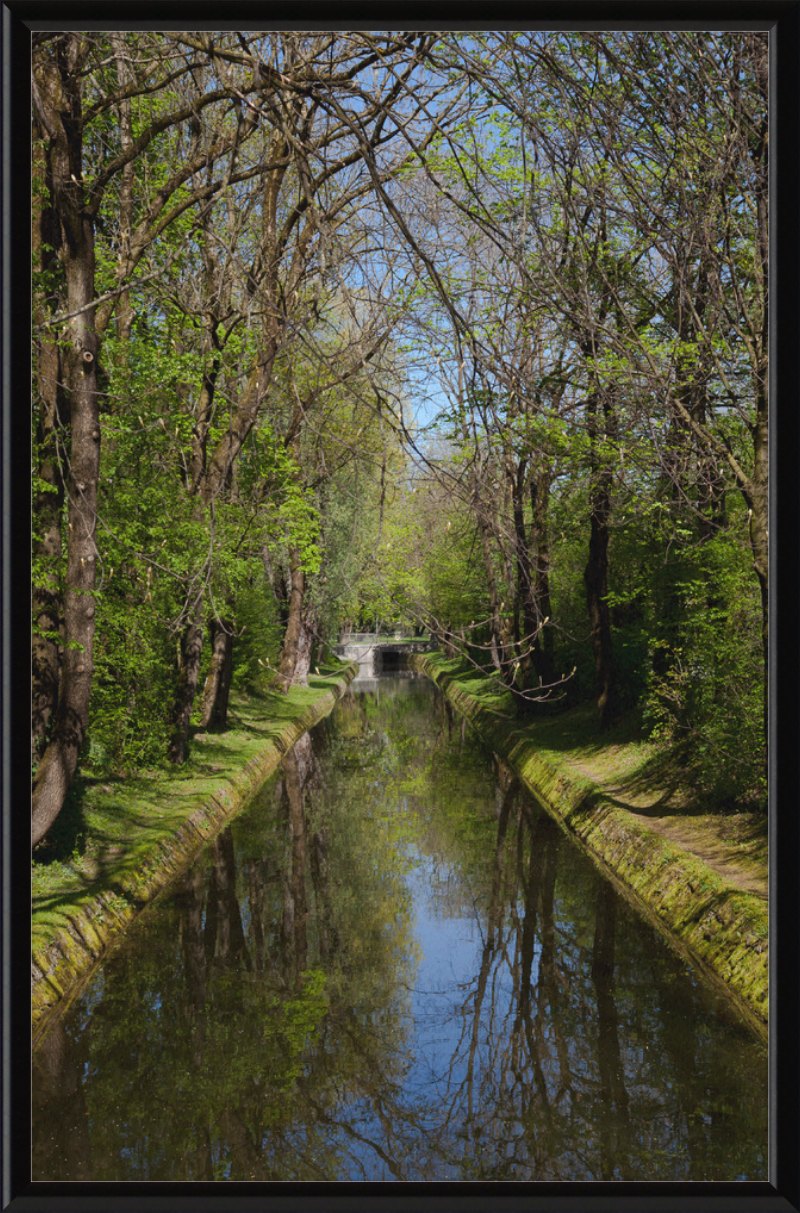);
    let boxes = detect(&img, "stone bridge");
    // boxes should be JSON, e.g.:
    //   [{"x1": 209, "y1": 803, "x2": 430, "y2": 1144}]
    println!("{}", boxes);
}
[{"x1": 333, "y1": 633, "x2": 431, "y2": 680}]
